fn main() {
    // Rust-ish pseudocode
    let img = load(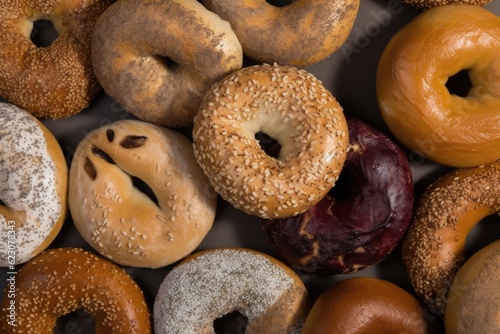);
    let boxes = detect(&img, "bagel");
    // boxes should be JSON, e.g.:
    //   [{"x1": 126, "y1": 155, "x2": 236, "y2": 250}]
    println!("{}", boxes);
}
[
  {"x1": 400, "y1": 0, "x2": 490, "y2": 9},
  {"x1": 200, "y1": 0, "x2": 359, "y2": 67},
  {"x1": 68, "y1": 119, "x2": 217, "y2": 268},
  {"x1": 0, "y1": 103, "x2": 67, "y2": 266},
  {"x1": 302, "y1": 277, "x2": 436, "y2": 334},
  {"x1": 92, "y1": 0, "x2": 243, "y2": 127},
  {"x1": 445, "y1": 239, "x2": 500, "y2": 334},
  {"x1": 0, "y1": 248, "x2": 152, "y2": 333},
  {"x1": 402, "y1": 160, "x2": 500, "y2": 317},
  {"x1": 376, "y1": 4, "x2": 500, "y2": 167},
  {"x1": 0, "y1": 0, "x2": 111, "y2": 118},
  {"x1": 192, "y1": 63, "x2": 348, "y2": 219},
  {"x1": 262, "y1": 117, "x2": 414, "y2": 274},
  {"x1": 153, "y1": 248, "x2": 310, "y2": 334}
]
